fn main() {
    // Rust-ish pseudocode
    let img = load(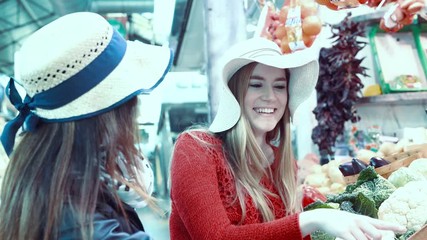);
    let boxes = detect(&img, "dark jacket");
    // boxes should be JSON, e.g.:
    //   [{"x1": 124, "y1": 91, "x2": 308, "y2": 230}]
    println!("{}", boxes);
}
[{"x1": 59, "y1": 190, "x2": 152, "y2": 240}]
